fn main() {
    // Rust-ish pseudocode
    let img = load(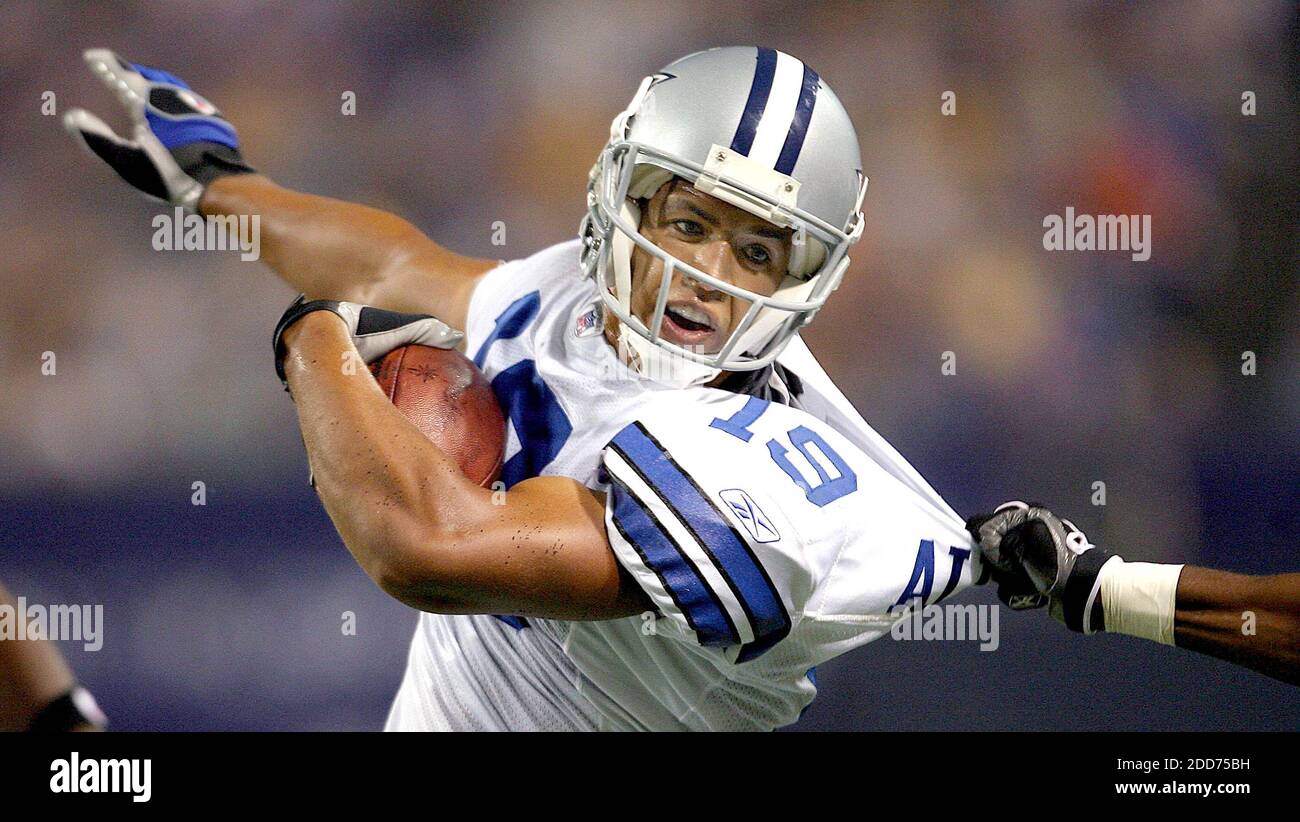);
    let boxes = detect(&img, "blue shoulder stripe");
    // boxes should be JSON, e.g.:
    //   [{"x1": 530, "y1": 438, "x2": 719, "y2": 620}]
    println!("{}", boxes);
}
[
  {"x1": 608, "y1": 474, "x2": 739, "y2": 647},
  {"x1": 610, "y1": 423, "x2": 791, "y2": 658}
]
